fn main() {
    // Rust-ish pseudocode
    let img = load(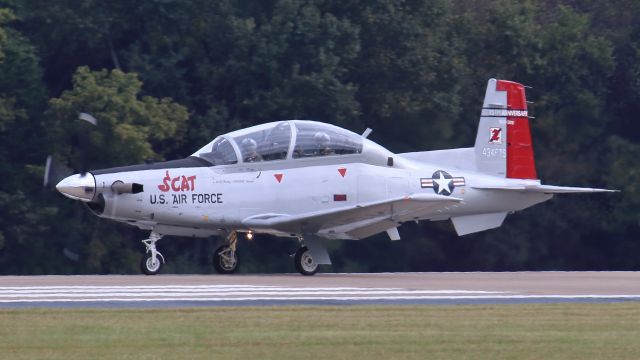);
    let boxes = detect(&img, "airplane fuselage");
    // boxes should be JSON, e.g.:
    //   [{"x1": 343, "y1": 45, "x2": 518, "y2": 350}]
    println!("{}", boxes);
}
[
  {"x1": 55, "y1": 81, "x2": 613, "y2": 275},
  {"x1": 88, "y1": 153, "x2": 551, "y2": 240}
]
